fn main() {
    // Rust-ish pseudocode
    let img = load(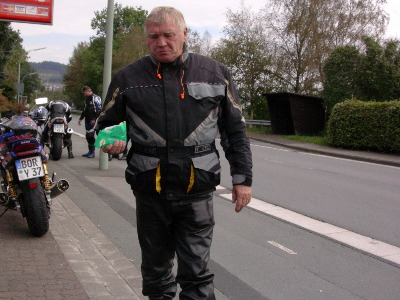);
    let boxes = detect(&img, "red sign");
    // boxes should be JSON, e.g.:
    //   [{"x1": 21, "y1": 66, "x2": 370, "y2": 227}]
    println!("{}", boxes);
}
[{"x1": 0, "y1": 0, "x2": 53, "y2": 25}]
